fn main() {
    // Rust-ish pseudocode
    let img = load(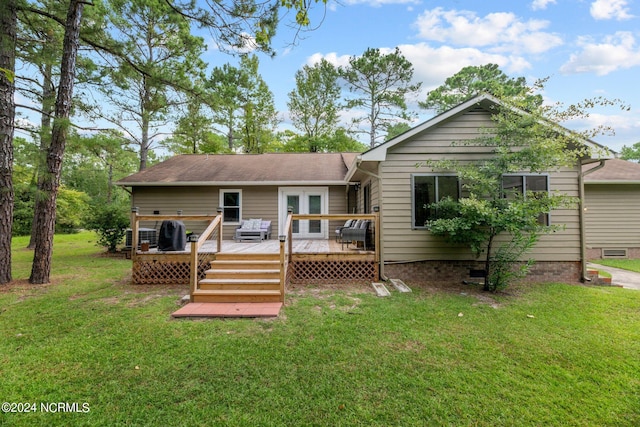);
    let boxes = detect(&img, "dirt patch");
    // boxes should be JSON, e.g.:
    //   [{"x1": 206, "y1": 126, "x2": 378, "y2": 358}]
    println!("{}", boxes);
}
[{"x1": 0, "y1": 279, "x2": 59, "y2": 301}]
